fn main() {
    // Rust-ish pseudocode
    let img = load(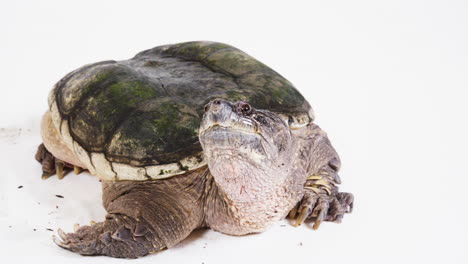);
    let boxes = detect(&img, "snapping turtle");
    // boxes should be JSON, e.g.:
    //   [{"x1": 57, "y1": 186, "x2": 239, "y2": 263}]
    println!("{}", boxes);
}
[{"x1": 35, "y1": 41, "x2": 354, "y2": 258}]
